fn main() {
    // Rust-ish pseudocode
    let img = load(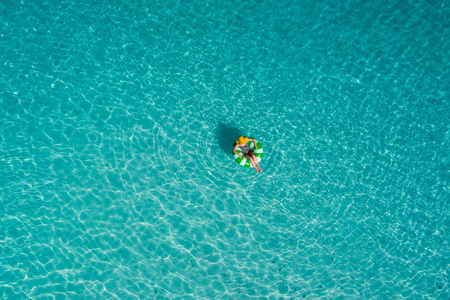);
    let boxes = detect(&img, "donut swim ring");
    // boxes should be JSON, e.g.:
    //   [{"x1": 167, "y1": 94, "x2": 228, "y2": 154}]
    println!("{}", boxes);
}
[{"x1": 232, "y1": 137, "x2": 263, "y2": 167}]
